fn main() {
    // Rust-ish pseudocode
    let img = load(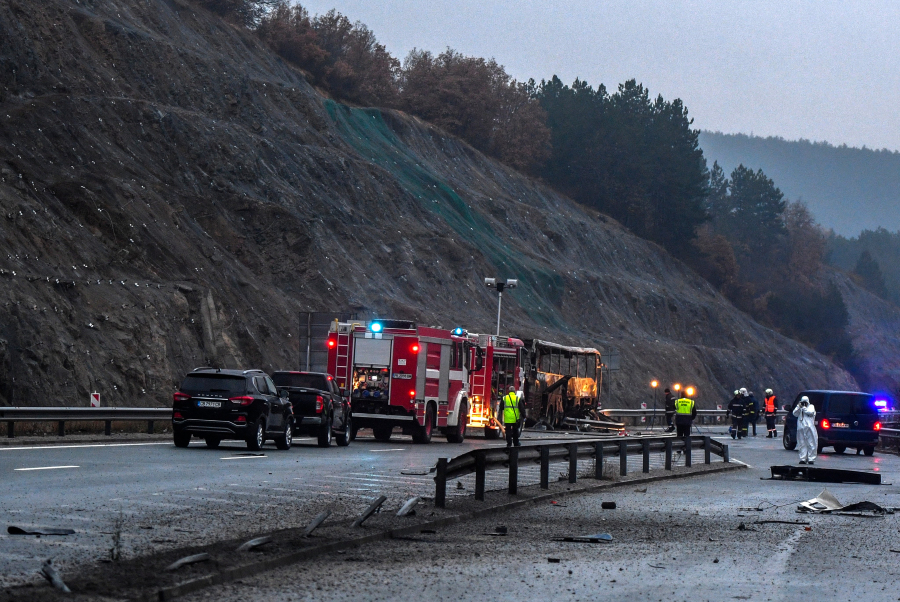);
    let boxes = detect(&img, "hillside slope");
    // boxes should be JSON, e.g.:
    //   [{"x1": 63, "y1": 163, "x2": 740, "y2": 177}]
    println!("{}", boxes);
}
[
  {"x1": 699, "y1": 131, "x2": 900, "y2": 236},
  {"x1": 0, "y1": 0, "x2": 855, "y2": 409}
]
